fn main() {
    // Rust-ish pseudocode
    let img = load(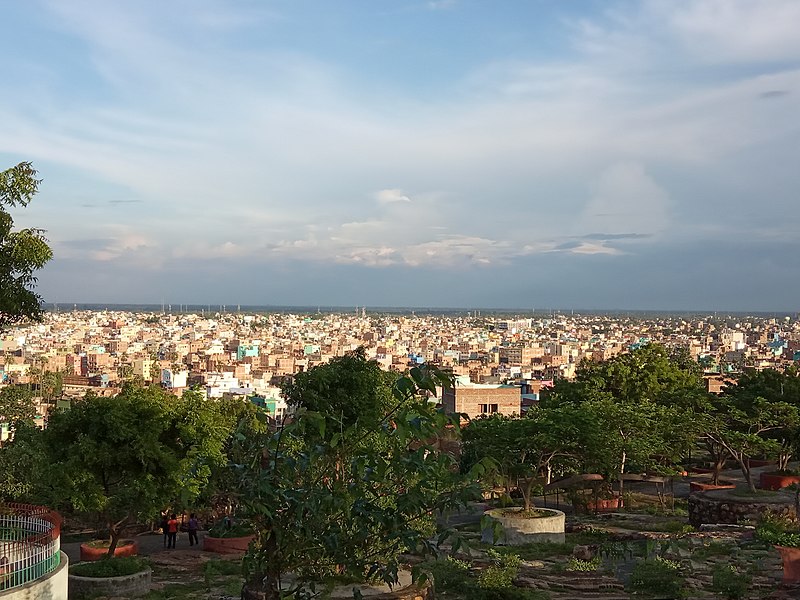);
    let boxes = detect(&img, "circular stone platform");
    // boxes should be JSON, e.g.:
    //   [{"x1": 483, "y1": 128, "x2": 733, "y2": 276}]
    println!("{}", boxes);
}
[
  {"x1": 688, "y1": 488, "x2": 795, "y2": 527},
  {"x1": 481, "y1": 507, "x2": 566, "y2": 545}
]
